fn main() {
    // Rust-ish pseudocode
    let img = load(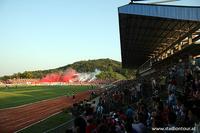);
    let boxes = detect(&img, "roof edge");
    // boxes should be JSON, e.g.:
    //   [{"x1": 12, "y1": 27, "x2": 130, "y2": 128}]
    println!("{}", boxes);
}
[{"x1": 118, "y1": 3, "x2": 200, "y2": 9}]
